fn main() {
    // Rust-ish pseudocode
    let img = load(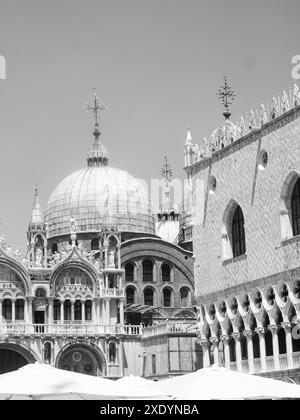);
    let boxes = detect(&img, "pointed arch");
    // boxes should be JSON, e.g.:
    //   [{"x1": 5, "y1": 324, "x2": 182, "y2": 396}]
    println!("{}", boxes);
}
[
  {"x1": 221, "y1": 200, "x2": 246, "y2": 260},
  {"x1": 280, "y1": 171, "x2": 300, "y2": 240}
]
